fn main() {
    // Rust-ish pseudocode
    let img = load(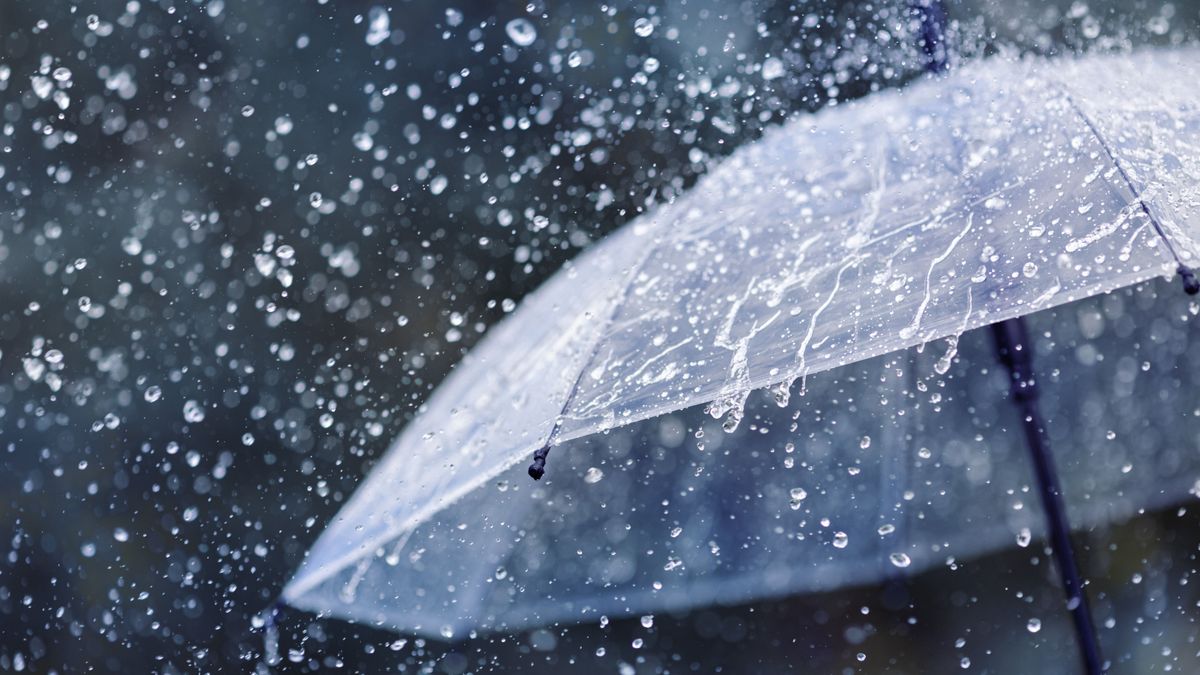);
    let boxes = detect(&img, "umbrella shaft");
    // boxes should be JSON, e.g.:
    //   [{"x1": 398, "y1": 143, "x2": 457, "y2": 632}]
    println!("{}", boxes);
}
[
  {"x1": 991, "y1": 318, "x2": 1104, "y2": 674},
  {"x1": 911, "y1": 0, "x2": 950, "y2": 73}
]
